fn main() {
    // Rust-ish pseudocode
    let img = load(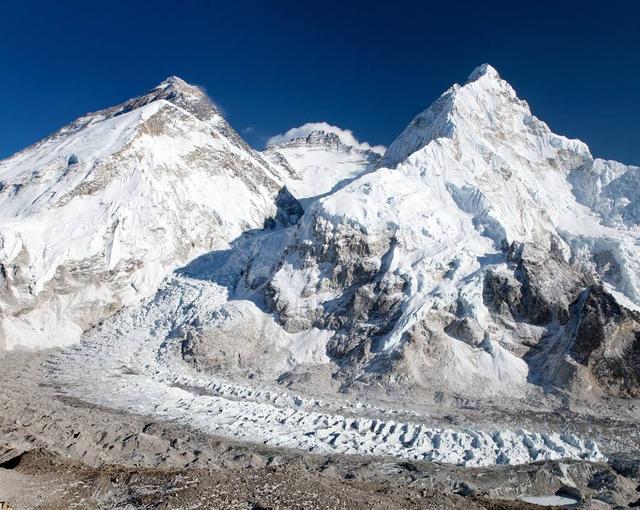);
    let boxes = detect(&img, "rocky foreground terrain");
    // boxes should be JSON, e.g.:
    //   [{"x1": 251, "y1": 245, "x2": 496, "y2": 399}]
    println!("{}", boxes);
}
[{"x1": 1, "y1": 351, "x2": 639, "y2": 509}]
